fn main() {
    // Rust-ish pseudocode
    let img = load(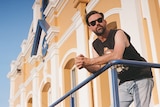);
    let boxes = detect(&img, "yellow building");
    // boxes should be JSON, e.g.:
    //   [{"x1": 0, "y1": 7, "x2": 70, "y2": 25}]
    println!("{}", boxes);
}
[{"x1": 7, "y1": 0, "x2": 160, "y2": 107}]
